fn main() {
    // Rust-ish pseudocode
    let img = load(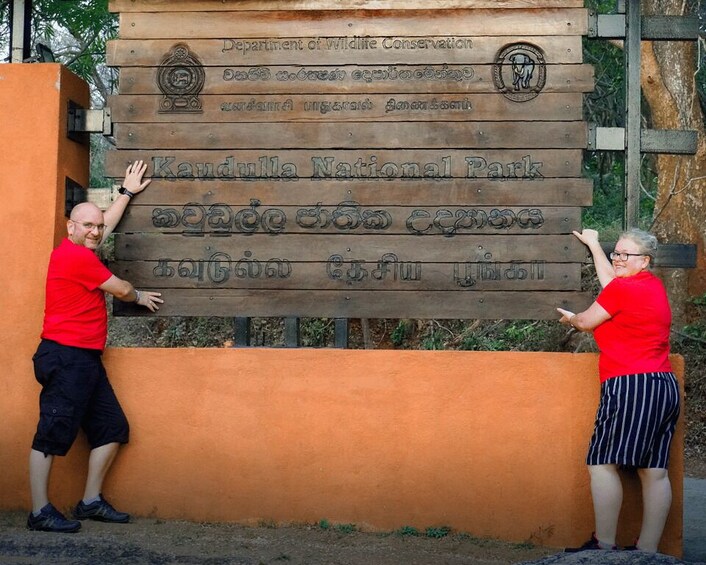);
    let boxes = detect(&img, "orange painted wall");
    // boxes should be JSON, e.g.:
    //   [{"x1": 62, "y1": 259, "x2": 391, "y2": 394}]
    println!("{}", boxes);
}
[
  {"x1": 0, "y1": 65, "x2": 684, "y2": 556},
  {"x1": 0, "y1": 63, "x2": 90, "y2": 516}
]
